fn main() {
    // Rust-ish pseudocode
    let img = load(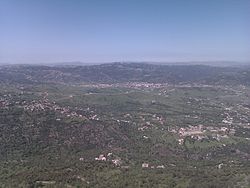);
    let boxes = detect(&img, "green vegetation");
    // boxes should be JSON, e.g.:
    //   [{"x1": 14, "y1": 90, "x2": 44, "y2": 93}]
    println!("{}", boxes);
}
[{"x1": 0, "y1": 63, "x2": 250, "y2": 187}]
